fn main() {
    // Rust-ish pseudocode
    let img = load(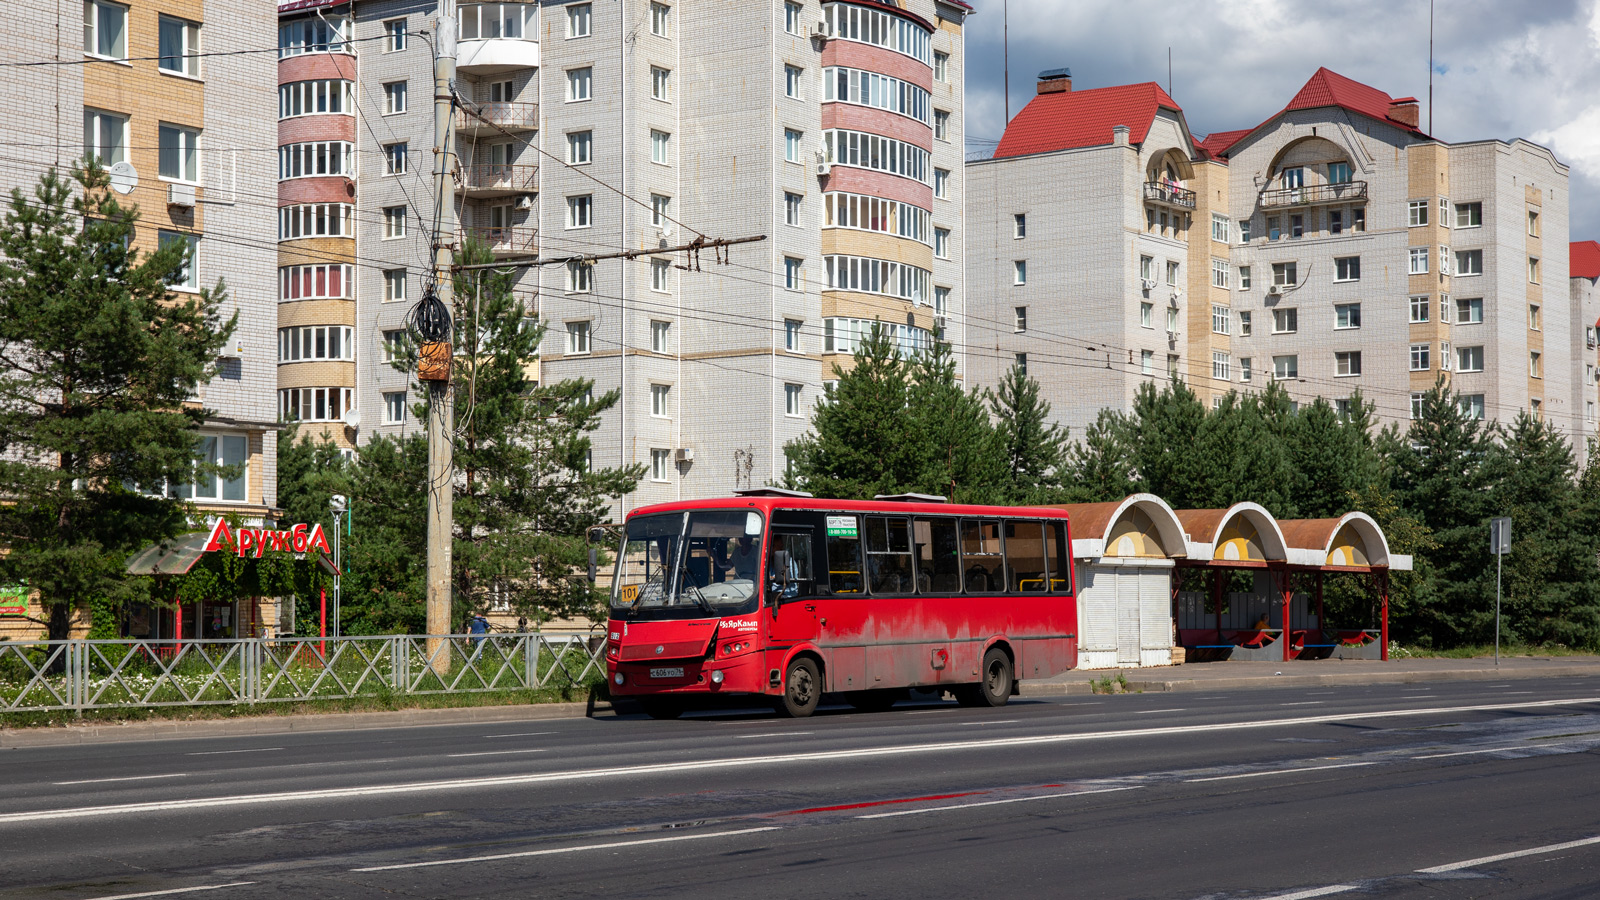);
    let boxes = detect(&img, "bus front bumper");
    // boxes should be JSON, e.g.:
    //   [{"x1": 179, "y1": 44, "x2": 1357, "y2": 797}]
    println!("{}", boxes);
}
[{"x1": 607, "y1": 651, "x2": 767, "y2": 697}]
